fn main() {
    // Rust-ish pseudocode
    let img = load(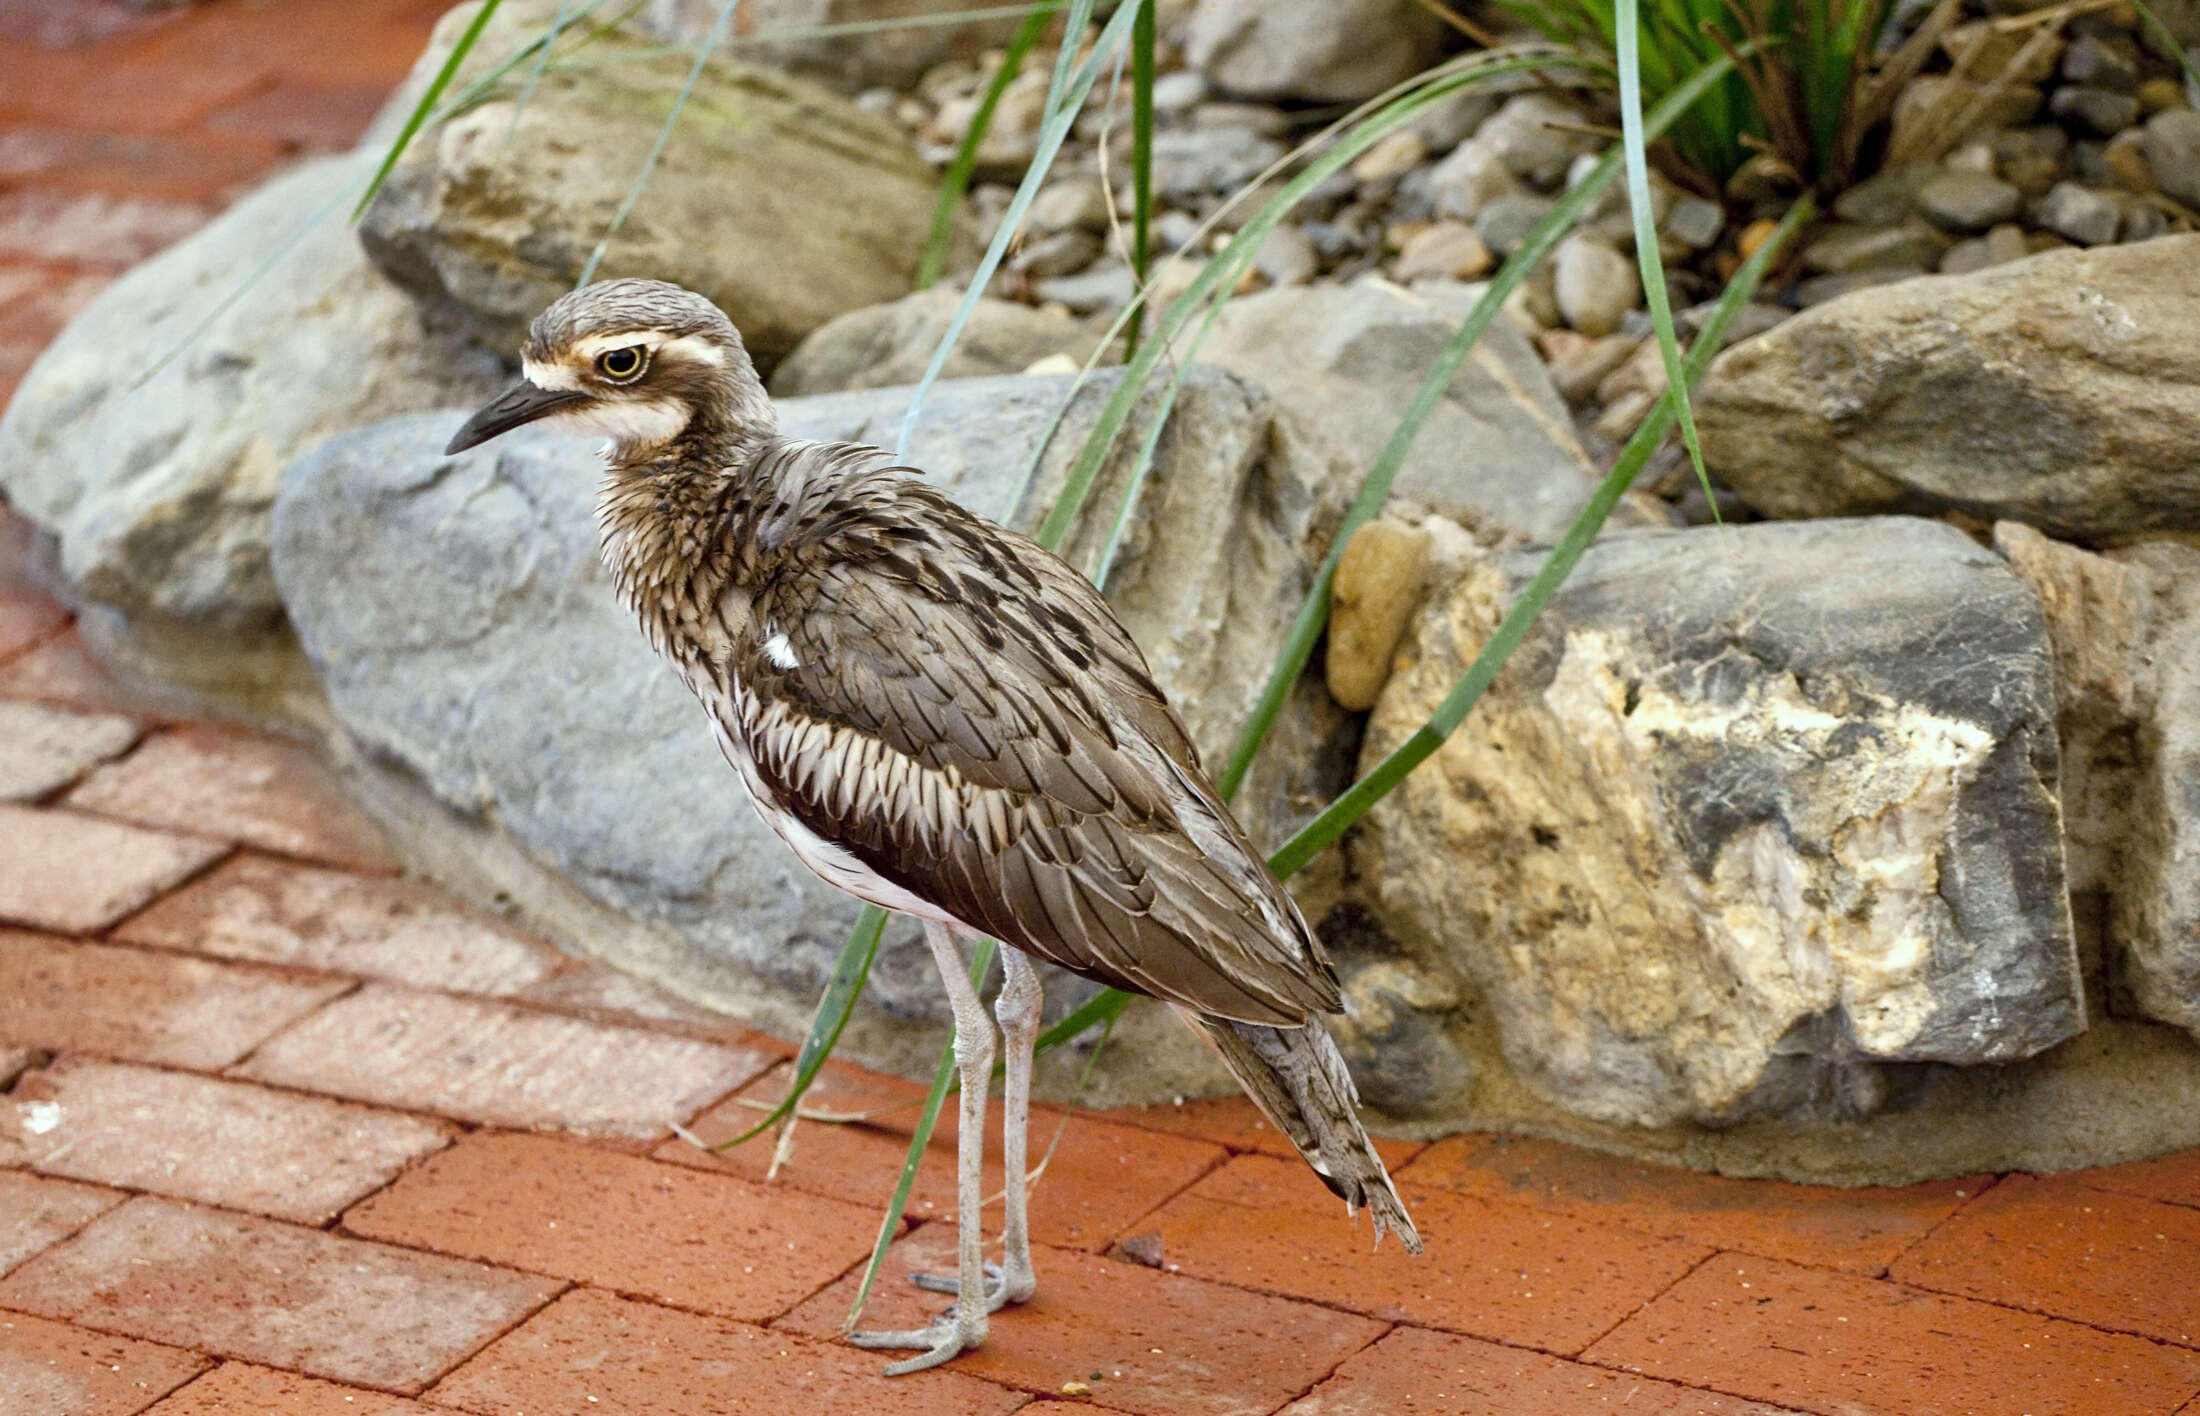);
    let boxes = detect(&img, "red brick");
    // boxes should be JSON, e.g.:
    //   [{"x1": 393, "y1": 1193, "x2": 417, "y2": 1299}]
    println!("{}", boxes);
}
[
  {"x1": 2084, "y1": 1148, "x2": 2200, "y2": 1210},
  {"x1": 1142, "y1": 1153, "x2": 1707, "y2": 1354},
  {"x1": 0, "y1": 1196, "x2": 561, "y2": 1393},
  {"x1": 1104, "y1": 1090, "x2": 1425, "y2": 1172},
  {"x1": 1277, "y1": 1324, "x2": 1791, "y2": 1415},
  {"x1": 516, "y1": 960, "x2": 773, "y2": 1038},
  {"x1": 1892, "y1": 1174, "x2": 2200, "y2": 1347},
  {"x1": 779, "y1": 1225, "x2": 1387, "y2": 1416},
  {"x1": 0, "y1": 189, "x2": 211, "y2": 269},
  {"x1": 0, "y1": 592, "x2": 67, "y2": 663},
  {"x1": 0, "y1": 1309, "x2": 205, "y2": 1416},
  {"x1": 1403, "y1": 1133, "x2": 1989, "y2": 1276},
  {"x1": 1584, "y1": 1252, "x2": 2200, "y2": 1416},
  {"x1": 0, "y1": 807, "x2": 226, "y2": 933},
  {"x1": 662, "y1": 1059, "x2": 1226, "y2": 1250},
  {"x1": 207, "y1": 82, "x2": 392, "y2": 151},
  {"x1": 4, "y1": 1058, "x2": 451, "y2": 1224},
  {"x1": 431, "y1": 1287, "x2": 1023, "y2": 1416},
  {"x1": 0, "y1": 627, "x2": 177, "y2": 718},
  {"x1": 145, "y1": 1363, "x2": 441, "y2": 1416},
  {"x1": 68, "y1": 726, "x2": 396, "y2": 872},
  {"x1": 0, "y1": 0, "x2": 186, "y2": 49},
  {"x1": 116, "y1": 853, "x2": 561, "y2": 996},
  {"x1": 0, "y1": 1171, "x2": 121, "y2": 1276},
  {"x1": 0, "y1": 43, "x2": 271, "y2": 132},
  {"x1": 346, "y1": 1132, "x2": 884, "y2": 1320},
  {"x1": 0, "y1": 701, "x2": 140, "y2": 802},
  {"x1": 0, "y1": 127, "x2": 280, "y2": 202},
  {"x1": 237, "y1": 984, "x2": 773, "y2": 1140},
  {"x1": 0, "y1": 930, "x2": 345, "y2": 1068}
]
